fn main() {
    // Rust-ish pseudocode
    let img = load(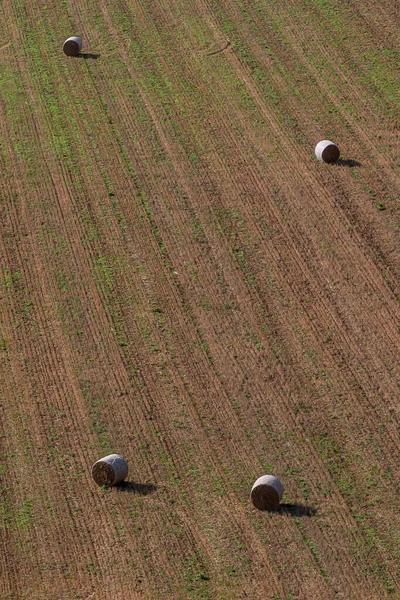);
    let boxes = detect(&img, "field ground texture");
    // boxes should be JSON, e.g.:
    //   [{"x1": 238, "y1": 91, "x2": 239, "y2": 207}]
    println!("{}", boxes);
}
[{"x1": 0, "y1": 0, "x2": 399, "y2": 598}]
